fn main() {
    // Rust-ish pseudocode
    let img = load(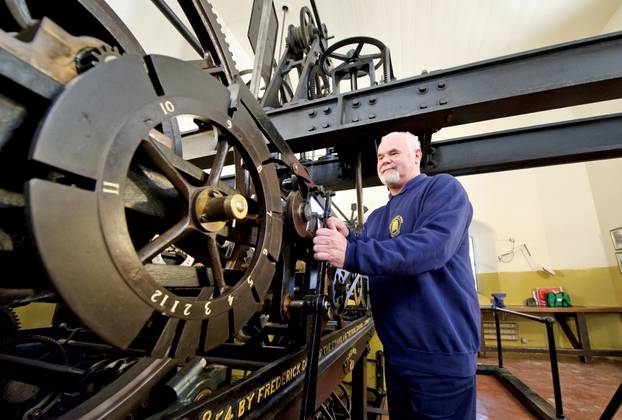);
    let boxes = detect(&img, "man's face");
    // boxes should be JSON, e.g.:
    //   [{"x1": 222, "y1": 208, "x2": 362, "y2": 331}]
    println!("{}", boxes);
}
[{"x1": 376, "y1": 134, "x2": 421, "y2": 190}]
